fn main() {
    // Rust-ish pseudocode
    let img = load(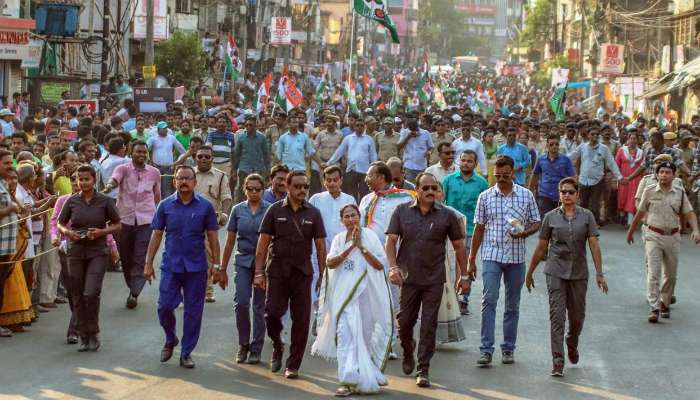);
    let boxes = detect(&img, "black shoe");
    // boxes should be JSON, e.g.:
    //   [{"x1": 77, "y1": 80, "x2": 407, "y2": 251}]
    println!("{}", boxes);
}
[
  {"x1": 671, "y1": 295, "x2": 677, "y2": 305},
  {"x1": 88, "y1": 335, "x2": 100, "y2": 351},
  {"x1": 502, "y1": 351, "x2": 514, "y2": 364},
  {"x1": 402, "y1": 353, "x2": 415, "y2": 375},
  {"x1": 416, "y1": 372, "x2": 431, "y2": 388},
  {"x1": 567, "y1": 345, "x2": 579, "y2": 364},
  {"x1": 180, "y1": 355, "x2": 195, "y2": 369},
  {"x1": 459, "y1": 302, "x2": 470, "y2": 316},
  {"x1": 270, "y1": 346, "x2": 283, "y2": 373},
  {"x1": 54, "y1": 297, "x2": 68, "y2": 304},
  {"x1": 247, "y1": 351, "x2": 261, "y2": 364},
  {"x1": 477, "y1": 352, "x2": 492, "y2": 367},
  {"x1": 284, "y1": 368, "x2": 299, "y2": 379},
  {"x1": 648, "y1": 309, "x2": 660, "y2": 323},
  {"x1": 236, "y1": 345, "x2": 249, "y2": 363},
  {"x1": 160, "y1": 338, "x2": 180, "y2": 362},
  {"x1": 77, "y1": 337, "x2": 90, "y2": 352},
  {"x1": 126, "y1": 294, "x2": 138, "y2": 309},
  {"x1": 66, "y1": 334, "x2": 79, "y2": 345},
  {"x1": 660, "y1": 303, "x2": 670, "y2": 319}
]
